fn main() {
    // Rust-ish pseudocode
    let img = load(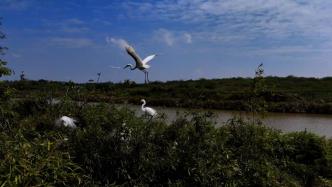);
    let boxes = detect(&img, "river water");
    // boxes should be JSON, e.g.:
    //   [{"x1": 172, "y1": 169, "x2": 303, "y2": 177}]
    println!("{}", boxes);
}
[{"x1": 122, "y1": 105, "x2": 332, "y2": 138}]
